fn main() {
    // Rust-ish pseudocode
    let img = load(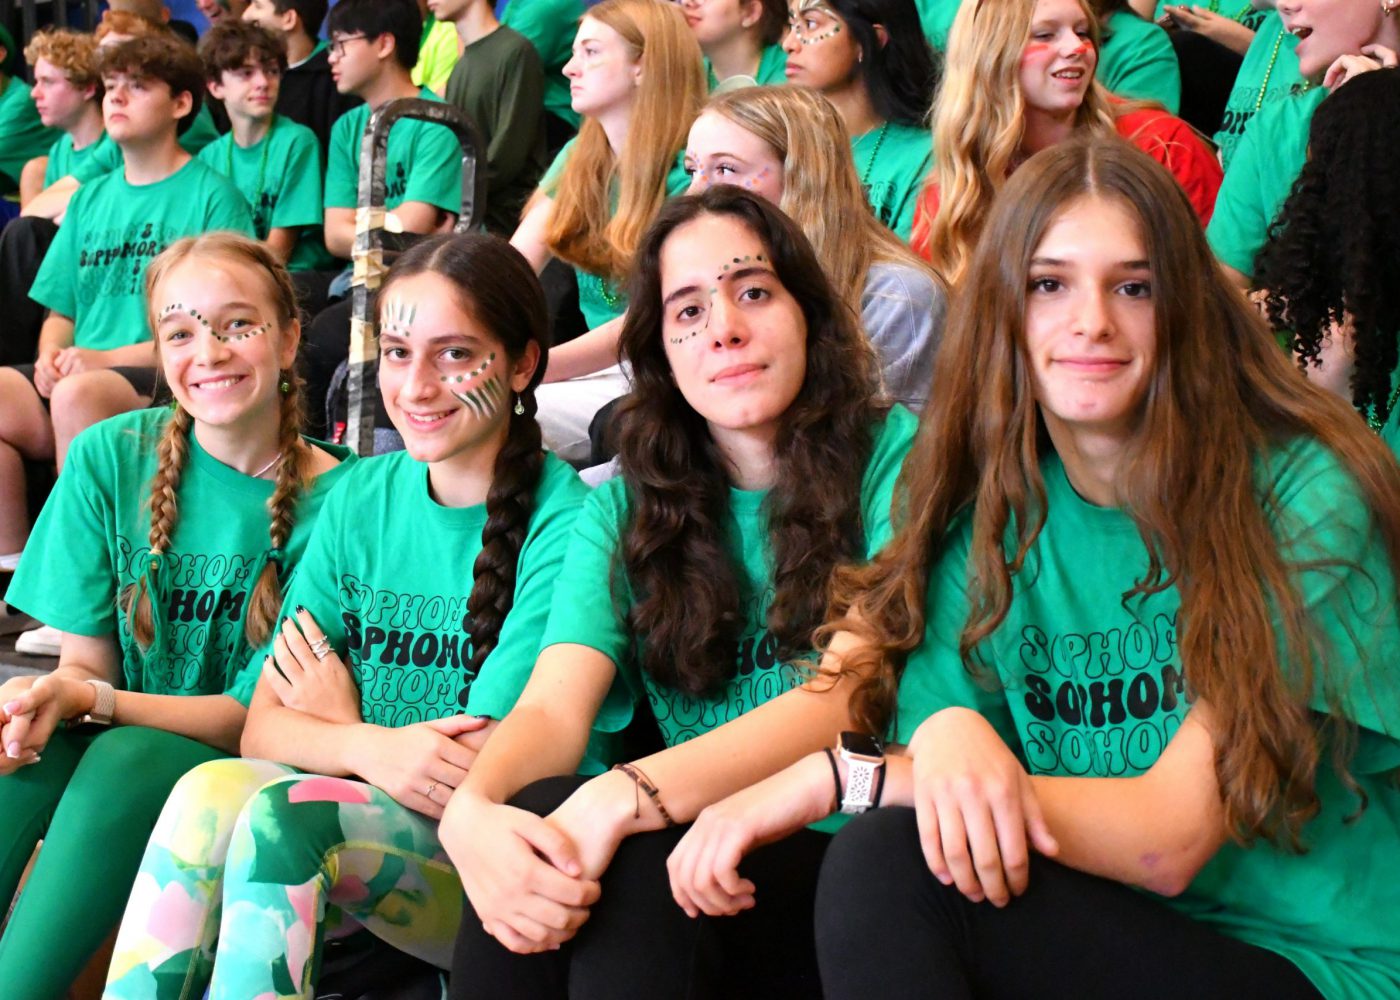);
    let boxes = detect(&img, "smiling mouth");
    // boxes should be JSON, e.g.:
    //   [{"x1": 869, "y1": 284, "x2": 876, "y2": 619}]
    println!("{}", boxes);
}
[
  {"x1": 1290, "y1": 25, "x2": 1313, "y2": 38},
  {"x1": 403, "y1": 409, "x2": 454, "y2": 426},
  {"x1": 1051, "y1": 68, "x2": 1085, "y2": 79},
  {"x1": 192, "y1": 375, "x2": 246, "y2": 390}
]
